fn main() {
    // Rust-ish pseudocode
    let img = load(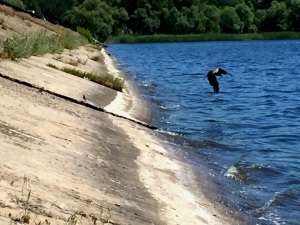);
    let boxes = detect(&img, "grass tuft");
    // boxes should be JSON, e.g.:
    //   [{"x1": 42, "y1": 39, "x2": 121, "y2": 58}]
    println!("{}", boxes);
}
[
  {"x1": 46, "y1": 63, "x2": 58, "y2": 69},
  {"x1": 1, "y1": 29, "x2": 88, "y2": 60},
  {"x1": 61, "y1": 67, "x2": 125, "y2": 92}
]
